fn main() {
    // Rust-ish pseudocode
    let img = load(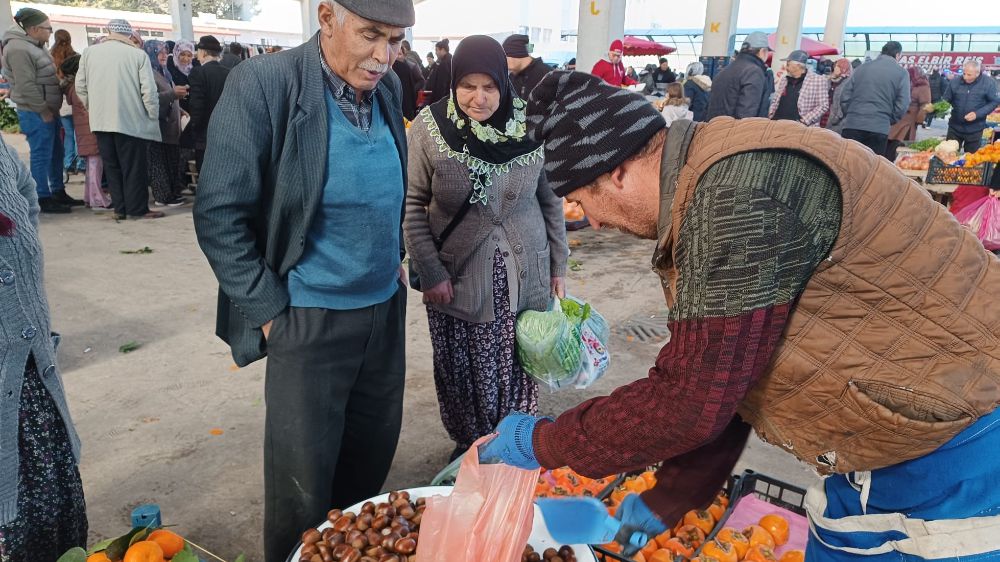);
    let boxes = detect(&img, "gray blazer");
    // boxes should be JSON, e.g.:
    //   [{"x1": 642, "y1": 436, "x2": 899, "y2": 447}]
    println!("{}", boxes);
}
[
  {"x1": 193, "y1": 35, "x2": 408, "y2": 367},
  {"x1": 840, "y1": 54, "x2": 910, "y2": 135},
  {"x1": 404, "y1": 110, "x2": 568, "y2": 324},
  {"x1": 0, "y1": 137, "x2": 81, "y2": 525}
]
